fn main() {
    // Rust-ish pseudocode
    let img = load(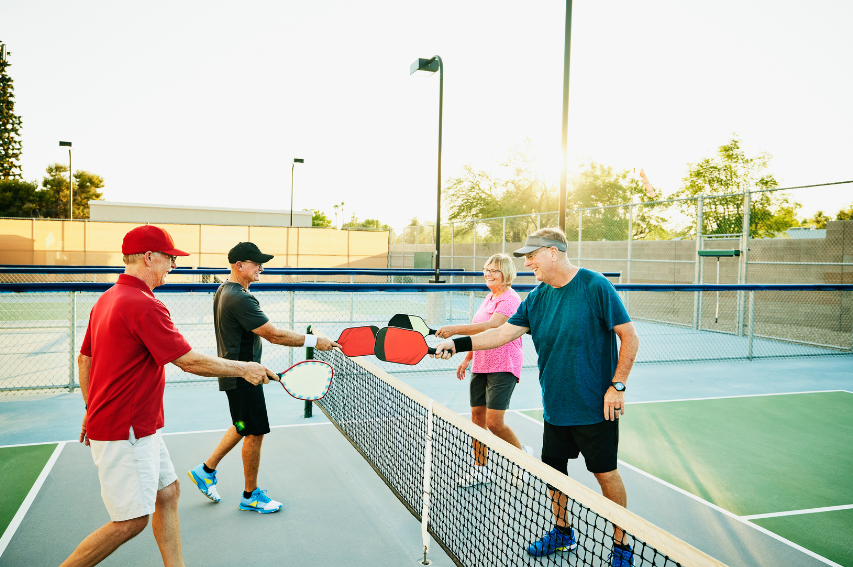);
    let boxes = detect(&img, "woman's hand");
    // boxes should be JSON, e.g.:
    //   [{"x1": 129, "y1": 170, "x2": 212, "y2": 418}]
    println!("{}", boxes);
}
[
  {"x1": 435, "y1": 325, "x2": 458, "y2": 339},
  {"x1": 456, "y1": 357, "x2": 470, "y2": 380}
]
